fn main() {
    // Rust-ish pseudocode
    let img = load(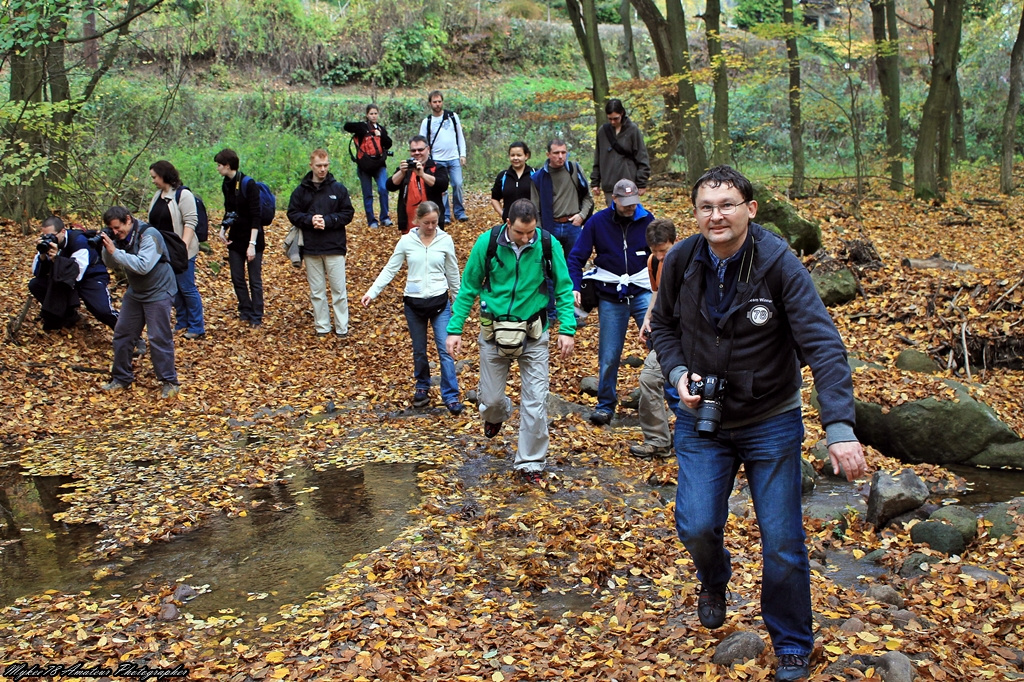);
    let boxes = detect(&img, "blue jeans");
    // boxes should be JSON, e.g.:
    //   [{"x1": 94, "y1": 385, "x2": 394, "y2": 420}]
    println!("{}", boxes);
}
[
  {"x1": 594, "y1": 292, "x2": 649, "y2": 414},
  {"x1": 673, "y1": 408, "x2": 812, "y2": 657},
  {"x1": 433, "y1": 158, "x2": 466, "y2": 221},
  {"x1": 545, "y1": 221, "x2": 582, "y2": 321},
  {"x1": 403, "y1": 299, "x2": 460, "y2": 403},
  {"x1": 357, "y1": 166, "x2": 389, "y2": 225},
  {"x1": 173, "y1": 255, "x2": 205, "y2": 335}
]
